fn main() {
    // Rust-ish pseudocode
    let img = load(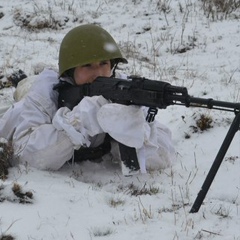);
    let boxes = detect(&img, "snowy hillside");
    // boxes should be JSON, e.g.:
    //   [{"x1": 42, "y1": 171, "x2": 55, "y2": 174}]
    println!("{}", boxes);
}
[{"x1": 0, "y1": 0, "x2": 240, "y2": 239}]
